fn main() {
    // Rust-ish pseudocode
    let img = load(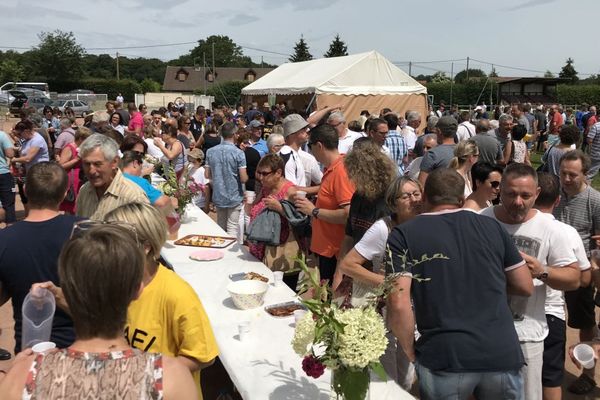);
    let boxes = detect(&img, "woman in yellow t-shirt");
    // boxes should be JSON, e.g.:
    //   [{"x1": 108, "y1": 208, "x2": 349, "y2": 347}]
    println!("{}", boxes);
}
[{"x1": 104, "y1": 203, "x2": 218, "y2": 398}]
